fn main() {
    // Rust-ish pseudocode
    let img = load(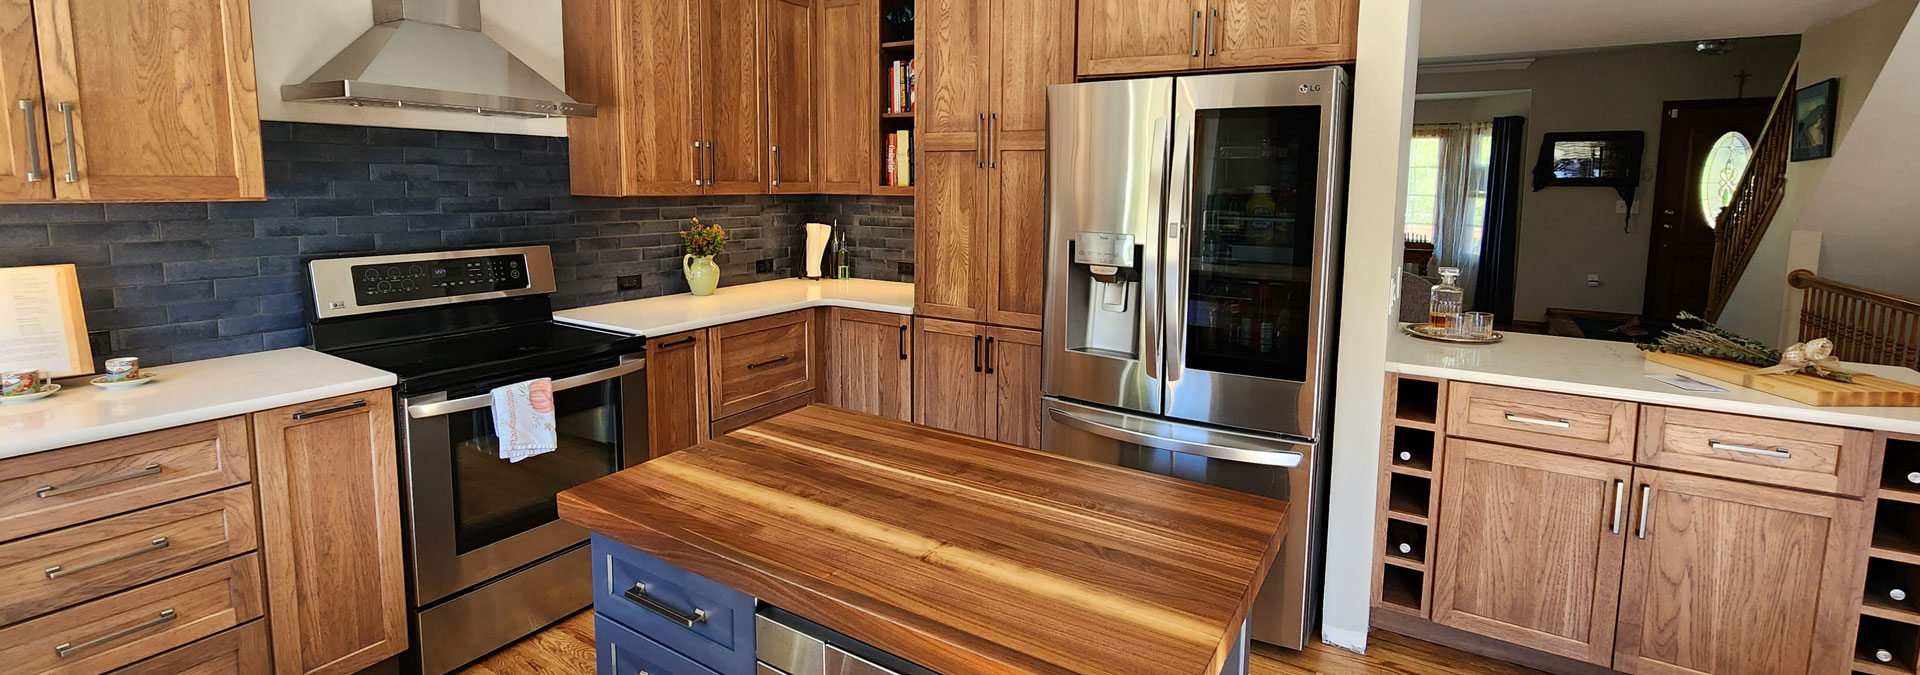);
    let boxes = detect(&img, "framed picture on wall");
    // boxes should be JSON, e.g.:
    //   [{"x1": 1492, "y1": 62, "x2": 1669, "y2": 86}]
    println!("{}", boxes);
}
[
  {"x1": 1531, "y1": 131, "x2": 1644, "y2": 190},
  {"x1": 1791, "y1": 78, "x2": 1838, "y2": 161}
]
